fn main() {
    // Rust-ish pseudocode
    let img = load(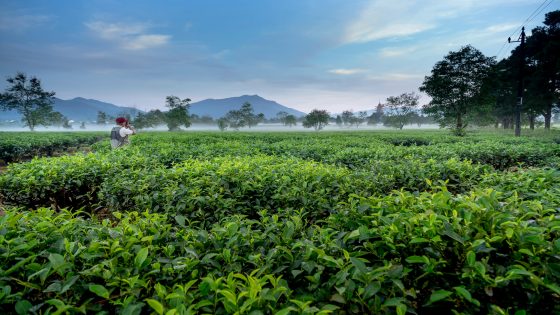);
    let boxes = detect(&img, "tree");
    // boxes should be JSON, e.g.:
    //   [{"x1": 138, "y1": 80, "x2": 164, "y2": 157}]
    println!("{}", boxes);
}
[
  {"x1": 133, "y1": 110, "x2": 166, "y2": 129},
  {"x1": 165, "y1": 96, "x2": 191, "y2": 131},
  {"x1": 420, "y1": 45, "x2": 496, "y2": 136},
  {"x1": 97, "y1": 111, "x2": 108, "y2": 125},
  {"x1": 354, "y1": 111, "x2": 368, "y2": 128},
  {"x1": 368, "y1": 102, "x2": 384, "y2": 125},
  {"x1": 341, "y1": 110, "x2": 354, "y2": 127},
  {"x1": 382, "y1": 92, "x2": 420, "y2": 129},
  {"x1": 335, "y1": 115, "x2": 343, "y2": 127},
  {"x1": 276, "y1": 111, "x2": 288, "y2": 123},
  {"x1": 302, "y1": 109, "x2": 330, "y2": 131},
  {"x1": 284, "y1": 114, "x2": 297, "y2": 127},
  {"x1": 0, "y1": 72, "x2": 60, "y2": 131},
  {"x1": 217, "y1": 118, "x2": 229, "y2": 131},
  {"x1": 224, "y1": 109, "x2": 245, "y2": 130},
  {"x1": 277, "y1": 111, "x2": 297, "y2": 127},
  {"x1": 521, "y1": 10, "x2": 560, "y2": 130},
  {"x1": 222, "y1": 102, "x2": 264, "y2": 130},
  {"x1": 240, "y1": 102, "x2": 263, "y2": 128}
]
